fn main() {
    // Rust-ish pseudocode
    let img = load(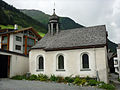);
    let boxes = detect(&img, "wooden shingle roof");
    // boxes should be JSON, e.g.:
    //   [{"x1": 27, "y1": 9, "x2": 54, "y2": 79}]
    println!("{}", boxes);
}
[{"x1": 32, "y1": 25, "x2": 107, "y2": 51}]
